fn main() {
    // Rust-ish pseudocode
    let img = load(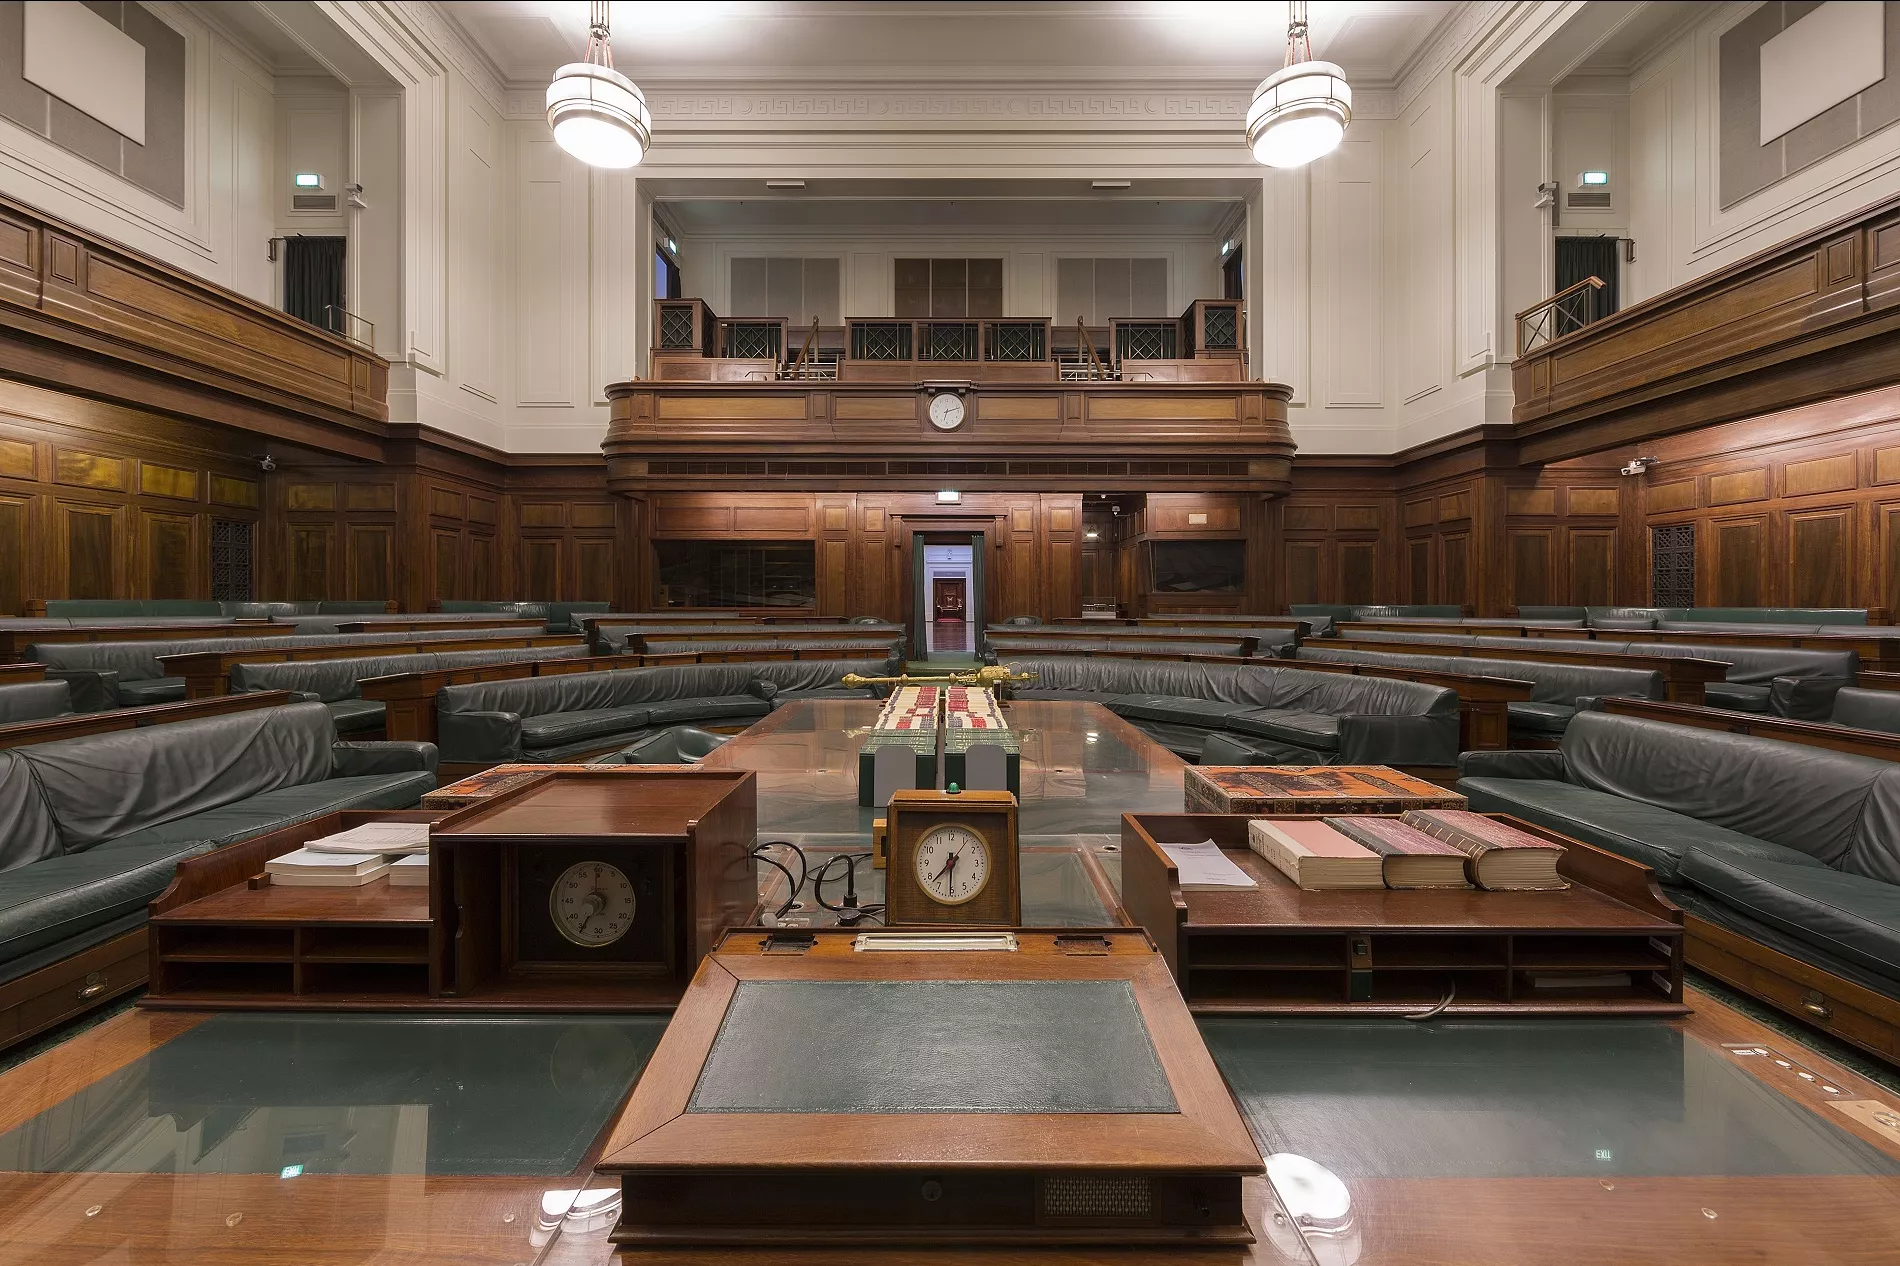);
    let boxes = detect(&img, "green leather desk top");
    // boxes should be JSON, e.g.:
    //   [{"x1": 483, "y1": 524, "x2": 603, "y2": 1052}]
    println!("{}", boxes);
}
[{"x1": 686, "y1": 979, "x2": 1178, "y2": 1114}]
